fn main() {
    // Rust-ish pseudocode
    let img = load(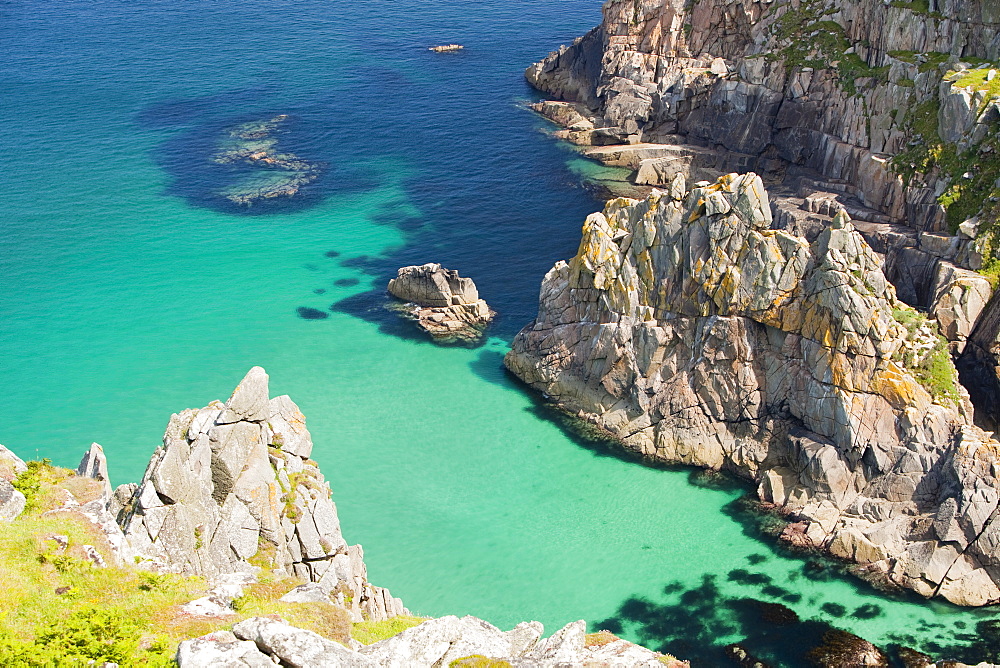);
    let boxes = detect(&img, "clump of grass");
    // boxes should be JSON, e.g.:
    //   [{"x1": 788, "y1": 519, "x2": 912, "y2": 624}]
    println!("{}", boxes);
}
[
  {"x1": 449, "y1": 656, "x2": 513, "y2": 668},
  {"x1": 352, "y1": 615, "x2": 428, "y2": 645},
  {"x1": 891, "y1": 307, "x2": 960, "y2": 403},
  {"x1": 585, "y1": 630, "x2": 619, "y2": 647}
]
